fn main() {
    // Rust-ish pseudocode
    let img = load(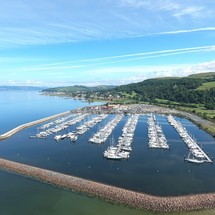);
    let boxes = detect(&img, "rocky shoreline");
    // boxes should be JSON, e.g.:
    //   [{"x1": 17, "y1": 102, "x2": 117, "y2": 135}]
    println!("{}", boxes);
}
[{"x1": 0, "y1": 158, "x2": 215, "y2": 212}]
